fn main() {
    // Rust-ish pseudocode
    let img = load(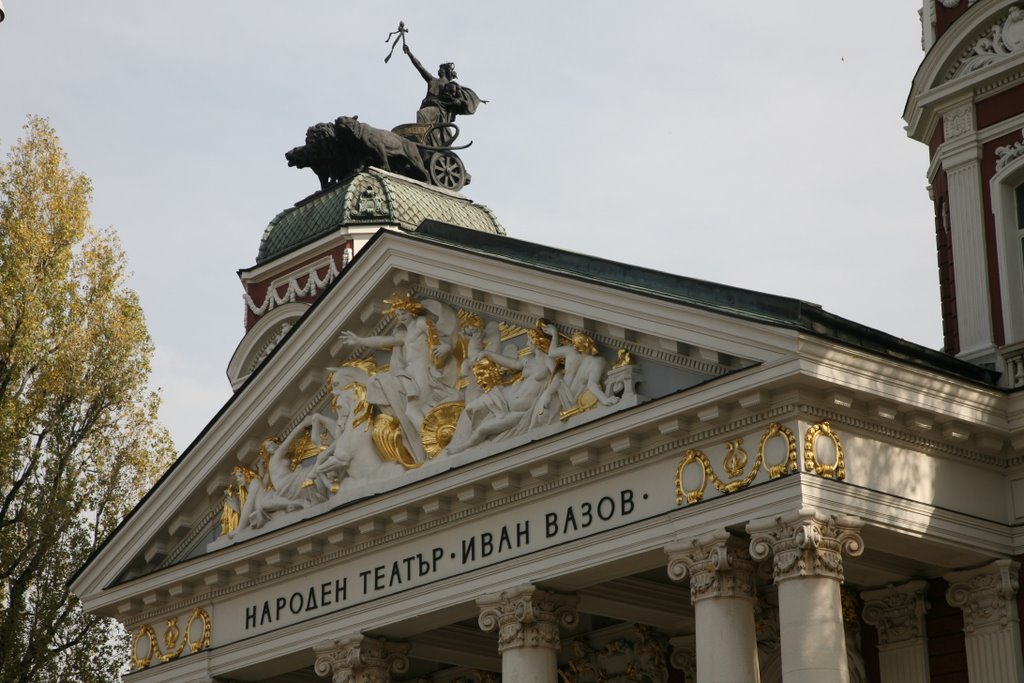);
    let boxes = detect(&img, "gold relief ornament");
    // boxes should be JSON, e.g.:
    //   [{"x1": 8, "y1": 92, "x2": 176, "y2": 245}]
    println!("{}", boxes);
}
[
  {"x1": 674, "y1": 423, "x2": 798, "y2": 505},
  {"x1": 220, "y1": 465, "x2": 257, "y2": 535},
  {"x1": 286, "y1": 425, "x2": 329, "y2": 471},
  {"x1": 131, "y1": 607, "x2": 212, "y2": 670},
  {"x1": 722, "y1": 439, "x2": 747, "y2": 478},
  {"x1": 674, "y1": 449, "x2": 709, "y2": 504},
  {"x1": 341, "y1": 356, "x2": 385, "y2": 376},
  {"x1": 803, "y1": 420, "x2": 846, "y2": 480},
  {"x1": 421, "y1": 401, "x2": 464, "y2": 457},
  {"x1": 759, "y1": 422, "x2": 799, "y2": 478},
  {"x1": 372, "y1": 413, "x2": 420, "y2": 468},
  {"x1": 612, "y1": 349, "x2": 633, "y2": 368},
  {"x1": 382, "y1": 291, "x2": 424, "y2": 316}
]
